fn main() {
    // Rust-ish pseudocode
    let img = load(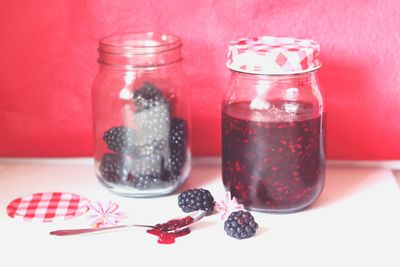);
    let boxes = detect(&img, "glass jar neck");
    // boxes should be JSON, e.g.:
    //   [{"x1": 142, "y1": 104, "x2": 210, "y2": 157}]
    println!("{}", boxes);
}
[
  {"x1": 98, "y1": 32, "x2": 182, "y2": 69},
  {"x1": 225, "y1": 69, "x2": 322, "y2": 112},
  {"x1": 231, "y1": 70, "x2": 318, "y2": 85}
]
